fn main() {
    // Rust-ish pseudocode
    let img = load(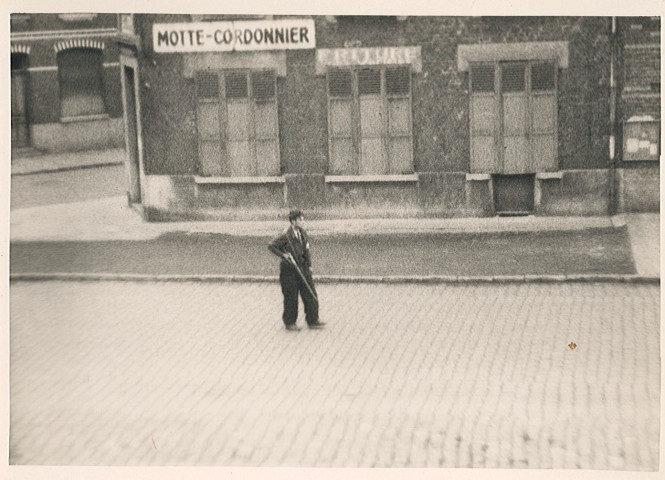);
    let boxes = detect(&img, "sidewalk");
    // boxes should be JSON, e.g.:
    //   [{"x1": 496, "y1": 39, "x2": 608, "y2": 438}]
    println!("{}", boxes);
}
[
  {"x1": 11, "y1": 148, "x2": 125, "y2": 175},
  {"x1": 10, "y1": 193, "x2": 660, "y2": 278}
]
